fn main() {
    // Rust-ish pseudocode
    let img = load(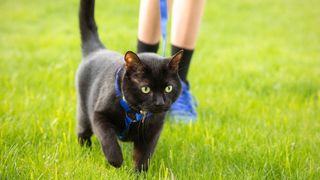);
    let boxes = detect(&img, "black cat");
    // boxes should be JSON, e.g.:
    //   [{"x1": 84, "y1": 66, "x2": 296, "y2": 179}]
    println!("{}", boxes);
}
[{"x1": 76, "y1": 0, "x2": 183, "y2": 171}]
